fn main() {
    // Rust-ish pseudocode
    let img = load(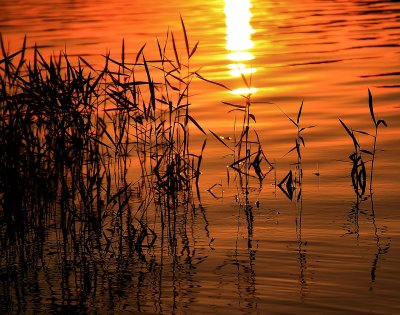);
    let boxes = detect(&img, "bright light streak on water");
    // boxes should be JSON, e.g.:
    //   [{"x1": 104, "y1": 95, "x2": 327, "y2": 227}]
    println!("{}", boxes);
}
[
  {"x1": 224, "y1": 0, "x2": 255, "y2": 51},
  {"x1": 230, "y1": 87, "x2": 258, "y2": 95},
  {"x1": 225, "y1": 0, "x2": 257, "y2": 94},
  {"x1": 228, "y1": 63, "x2": 257, "y2": 77}
]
